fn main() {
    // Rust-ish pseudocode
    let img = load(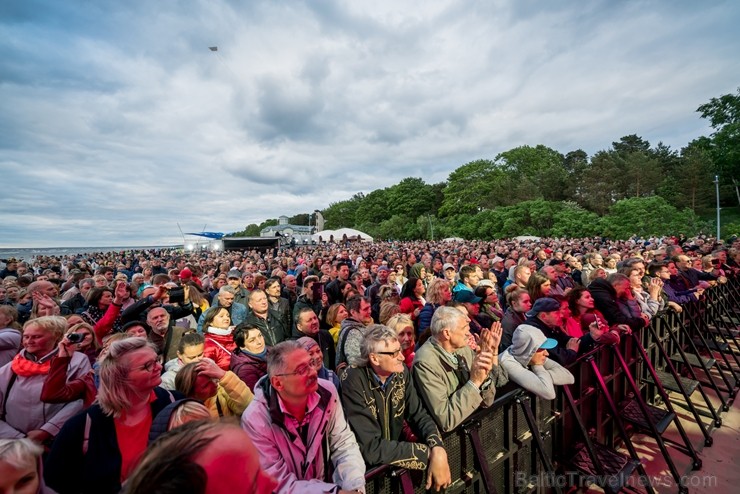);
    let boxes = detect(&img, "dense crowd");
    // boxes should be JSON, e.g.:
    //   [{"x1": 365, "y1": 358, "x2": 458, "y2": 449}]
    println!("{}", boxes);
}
[{"x1": 0, "y1": 234, "x2": 738, "y2": 493}]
